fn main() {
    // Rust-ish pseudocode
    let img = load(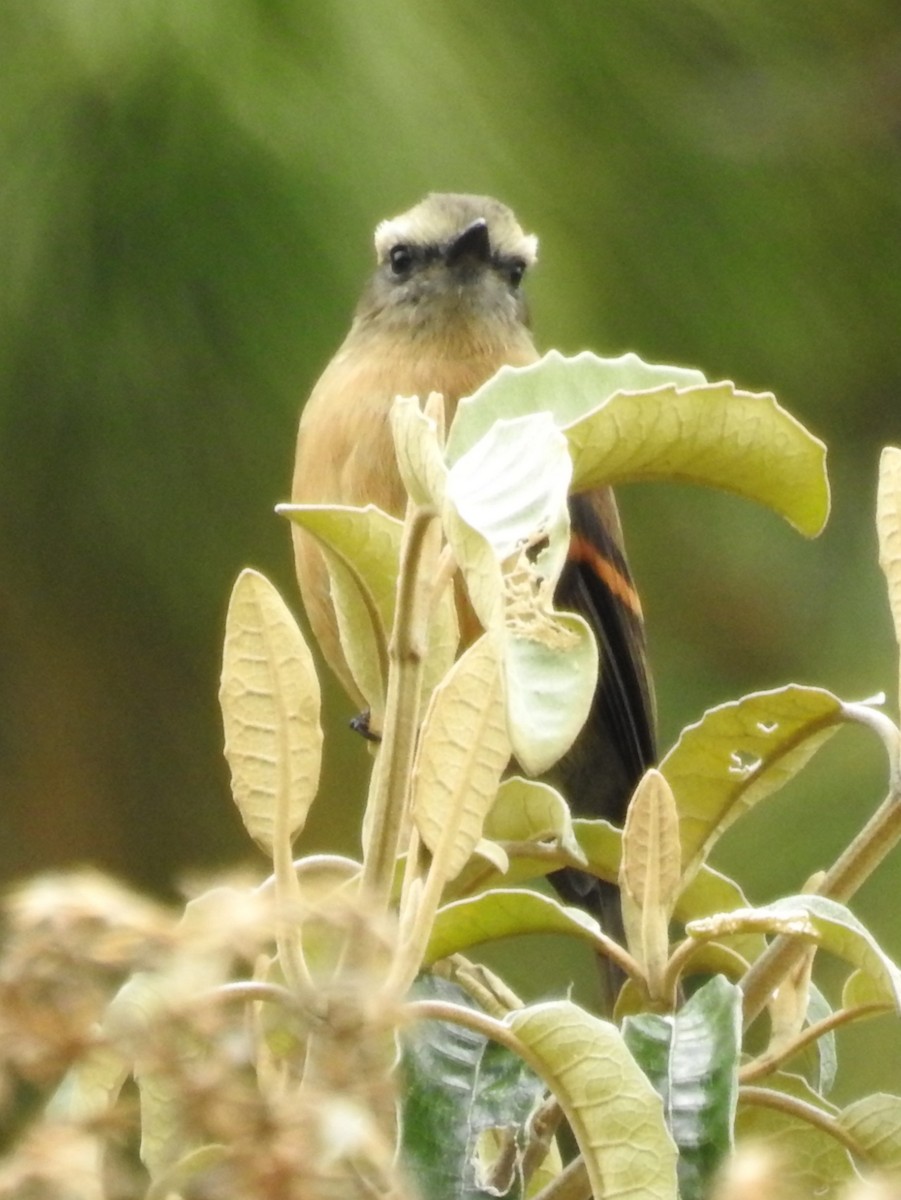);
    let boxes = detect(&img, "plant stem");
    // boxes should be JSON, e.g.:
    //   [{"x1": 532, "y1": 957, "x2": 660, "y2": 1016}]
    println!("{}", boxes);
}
[
  {"x1": 361, "y1": 505, "x2": 437, "y2": 907},
  {"x1": 738, "y1": 1086, "x2": 866, "y2": 1158},
  {"x1": 742, "y1": 779, "x2": 901, "y2": 1026}
]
